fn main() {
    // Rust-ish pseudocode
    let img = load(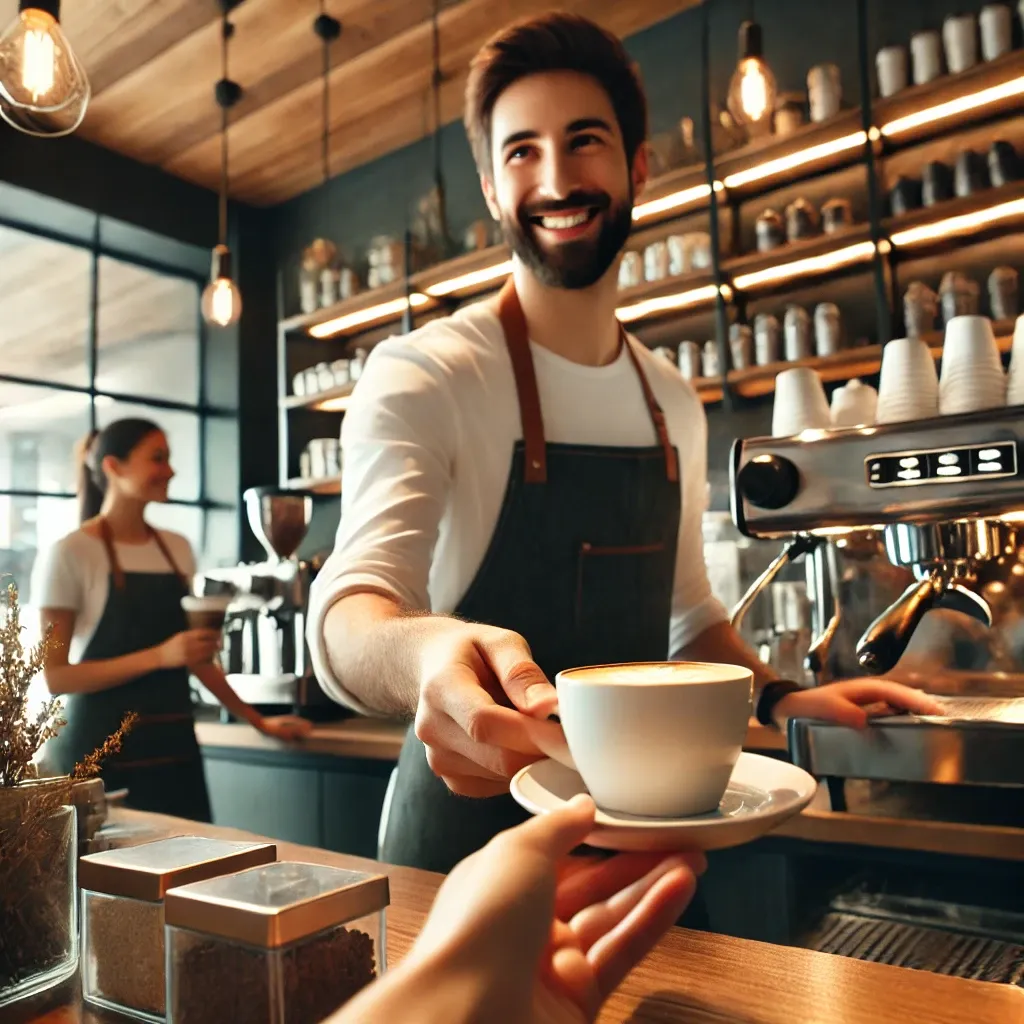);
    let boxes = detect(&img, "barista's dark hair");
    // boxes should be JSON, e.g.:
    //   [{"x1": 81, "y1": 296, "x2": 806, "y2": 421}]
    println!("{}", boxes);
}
[
  {"x1": 77, "y1": 418, "x2": 163, "y2": 523},
  {"x1": 463, "y1": 12, "x2": 648, "y2": 179}
]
